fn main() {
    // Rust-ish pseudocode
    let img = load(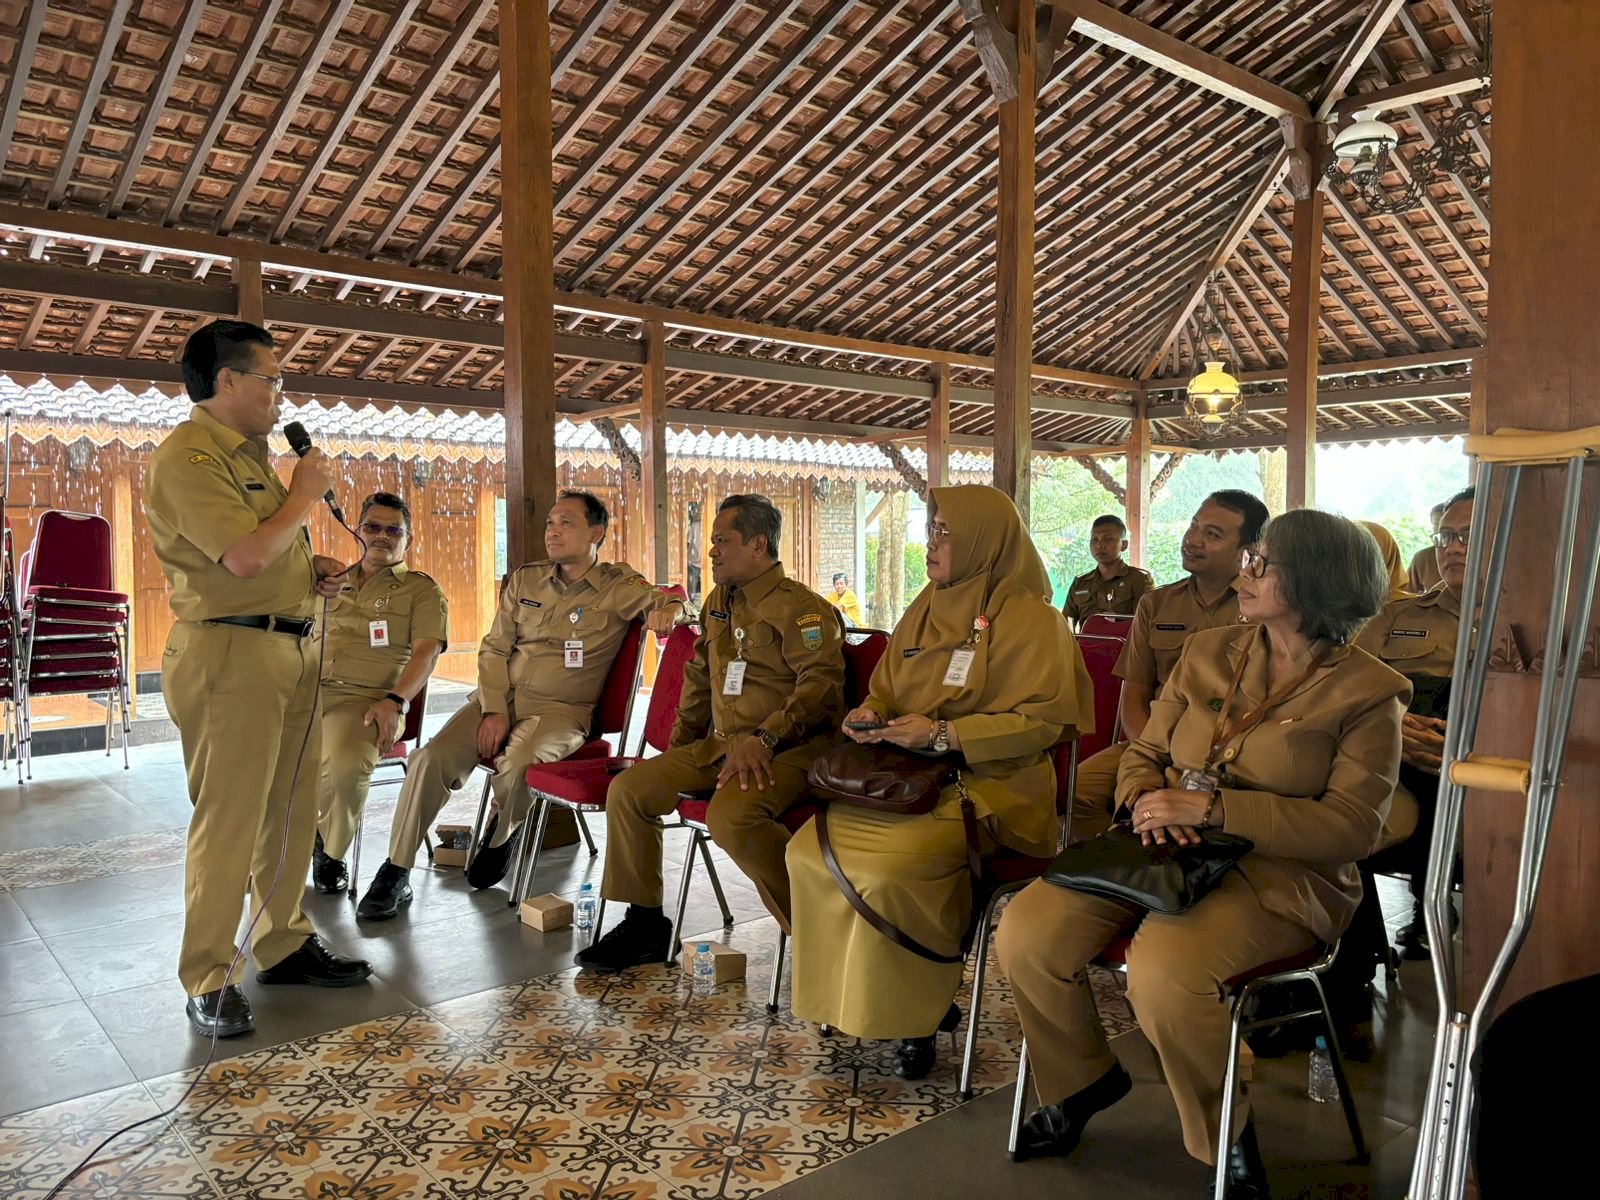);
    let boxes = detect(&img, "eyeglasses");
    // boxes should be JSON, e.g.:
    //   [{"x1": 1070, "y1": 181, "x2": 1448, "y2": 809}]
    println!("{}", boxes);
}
[
  {"x1": 1240, "y1": 548, "x2": 1272, "y2": 579},
  {"x1": 1432, "y1": 528, "x2": 1470, "y2": 549},
  {"x1": 360, "y1": 522, "x2": 406, "y2": 539},
  {"x1": 237, "y1": 370, "x2": 285, "y2": 394},
  {"x1": 926, "y1": 522, "x2": 951, "y2": 544}
]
